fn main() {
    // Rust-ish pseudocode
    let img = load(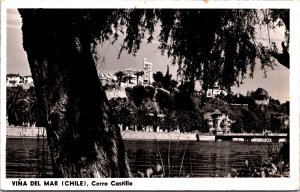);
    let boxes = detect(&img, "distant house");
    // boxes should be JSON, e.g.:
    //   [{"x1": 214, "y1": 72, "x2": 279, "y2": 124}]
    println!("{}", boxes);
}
[
  {"x1": 6, "y1": 74, "x2": 23, "y2": 87},
  {"x1": 206, "y1": 83, "x2": 227, "y2": 98},
  {"x1": 254, "y1": 98, "x2": 270, "y2": 105},
  {"x1": 204, "y1": 109, "x2": 233, "y2": 134},
  {"x1": 98, "y1": 73, "x2": 117, "y2": 86},
  {"x1": 23, "y1": 76, "x2": 33, "y2": 84},
  {"x1": 124, "y1": 67, "x2": 137, "y2": 85},
  {"x1": 6, "y1": 74, "x2": 34, "y2": 89},
  {"x1": 23, "y1": 75, "x2": 34, "y2": 87}
]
